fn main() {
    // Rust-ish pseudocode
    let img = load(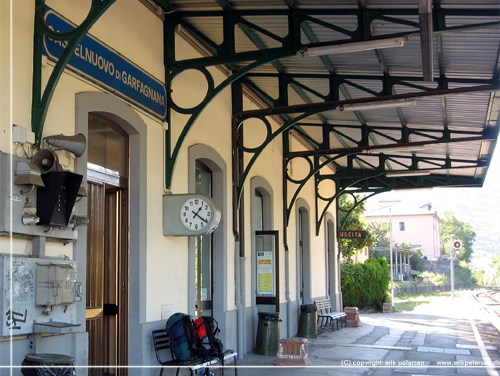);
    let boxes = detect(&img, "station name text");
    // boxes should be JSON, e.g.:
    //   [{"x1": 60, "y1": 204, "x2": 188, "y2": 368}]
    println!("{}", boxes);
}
[{"x1": 49, "y1": 34, "x2": 165, "y2": 109}]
